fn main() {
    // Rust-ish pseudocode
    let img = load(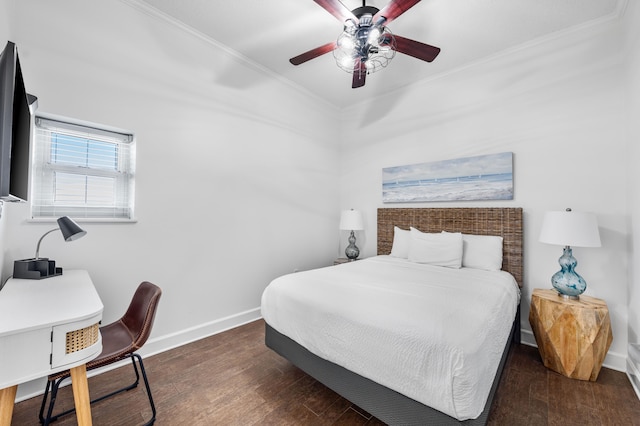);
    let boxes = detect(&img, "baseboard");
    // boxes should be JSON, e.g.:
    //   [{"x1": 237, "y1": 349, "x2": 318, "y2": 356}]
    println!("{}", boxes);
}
[
  {"x1": 520, "y1": 329, "x2": 628, "y2": 372},
  {"x1": 628, "y1": 344, "x2": 640, "y2": 400},
  {"x1": 519, "y1": 328, "x2": 538, "y2": 347},
  {"x1": 14, "y1": 307, "x2": 262, "y2": 403},
  {"x1": 139, "y1": 307, "x2": 262, "y2": 358}
]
